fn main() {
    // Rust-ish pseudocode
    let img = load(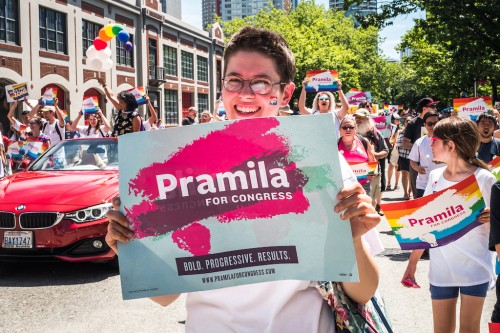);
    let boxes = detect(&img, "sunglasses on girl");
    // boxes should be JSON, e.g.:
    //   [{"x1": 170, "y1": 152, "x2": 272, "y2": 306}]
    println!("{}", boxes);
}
[
  {"x1": 319, "y1": 97, "x2": 330, "y2": 101},
  {"x1": 341, "y1": 126, "x2": 355, "y2": 130},
  {"x1": 425, "y1": 121, "x2": 438, "y2": 126}
]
